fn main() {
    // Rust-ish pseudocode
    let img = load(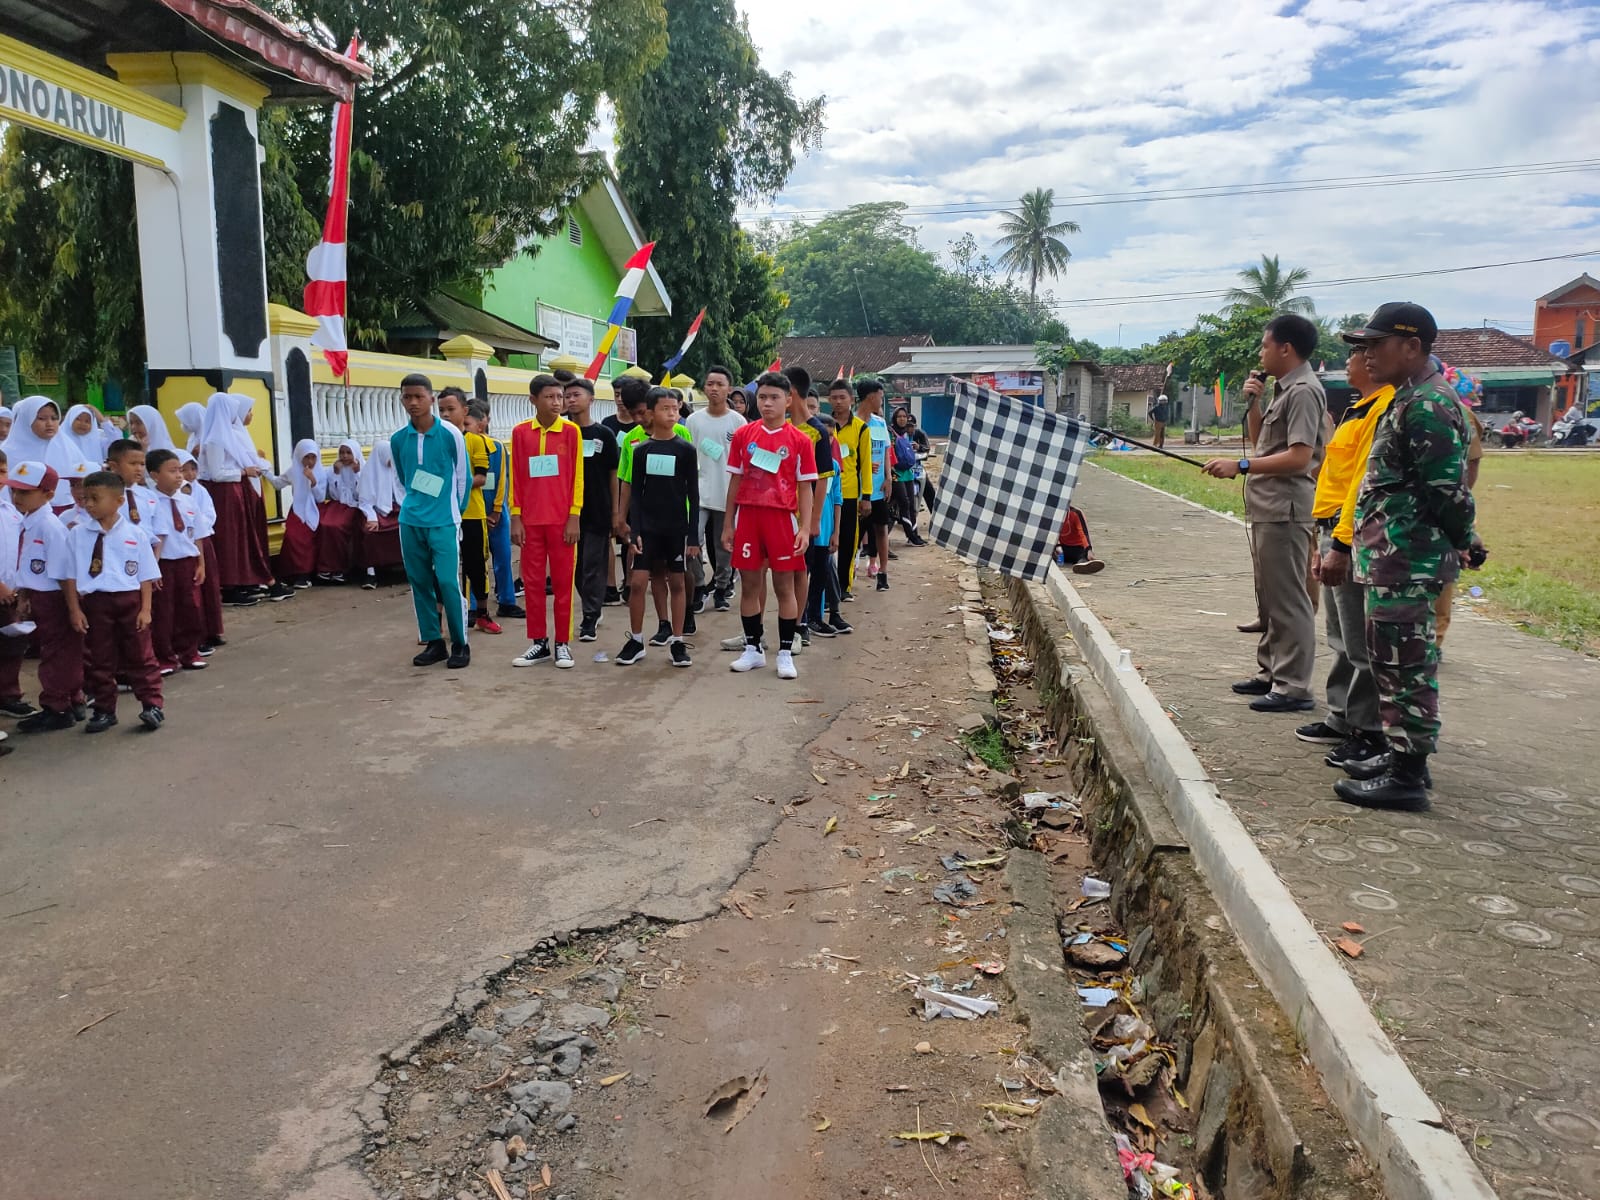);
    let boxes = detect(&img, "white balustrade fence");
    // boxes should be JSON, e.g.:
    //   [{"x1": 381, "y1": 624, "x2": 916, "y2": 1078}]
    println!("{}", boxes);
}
[{"x1": 312, "y1": 383, "x2": 618, "y2": 449}]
